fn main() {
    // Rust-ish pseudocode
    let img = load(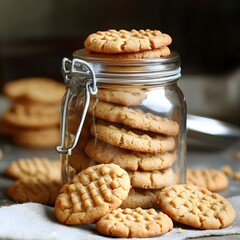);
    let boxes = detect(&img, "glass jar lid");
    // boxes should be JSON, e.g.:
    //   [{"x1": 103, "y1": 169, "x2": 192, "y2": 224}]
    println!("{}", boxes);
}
[{"x1": 71, "y1": 49, "x2": 181, "y2": 84}]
